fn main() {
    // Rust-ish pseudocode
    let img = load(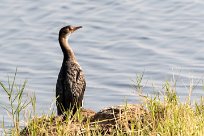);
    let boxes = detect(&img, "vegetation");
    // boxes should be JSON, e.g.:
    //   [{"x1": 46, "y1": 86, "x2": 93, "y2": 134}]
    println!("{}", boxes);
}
[
  {"x1": 1, "y1": 71, "x2": 204, "y2": 136},
  {"x1": 0, "y1": 69, "x2": 35, "y2": 135}
]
